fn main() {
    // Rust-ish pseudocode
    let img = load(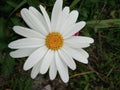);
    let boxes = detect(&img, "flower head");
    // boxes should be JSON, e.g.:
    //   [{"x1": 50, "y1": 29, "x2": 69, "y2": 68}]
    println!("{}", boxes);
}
[{"x1": 8, "y1": 0, "x2": 94, "y2": 83}]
